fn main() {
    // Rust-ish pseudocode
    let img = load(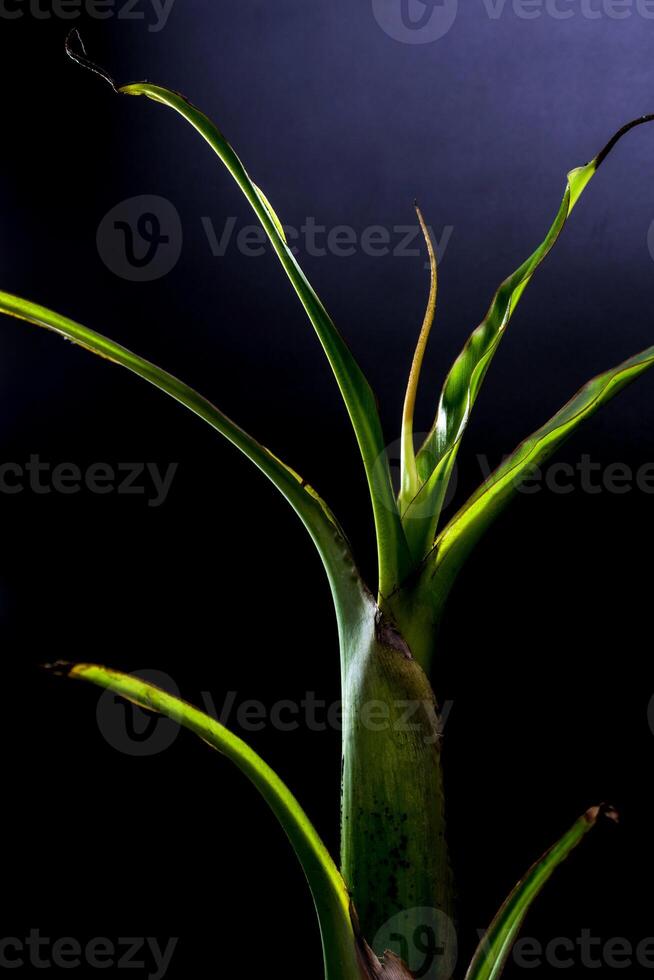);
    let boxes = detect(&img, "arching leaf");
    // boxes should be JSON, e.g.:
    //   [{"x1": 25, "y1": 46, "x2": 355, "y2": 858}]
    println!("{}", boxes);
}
[
  {"x1": 118, "y1": 81, "x2": 410, "y2": 597},
  {"x1": 0, "y1": 290, "x2": 370, "y2": 643},
  {"x1": 401, "y1": 115, "x2": 654, "y2": 561},
  {"x1": 52, "y1": 662, "x2": 365, "y2": 980},
  {"x1": 465, "y1": 805, "x2": 617, "y2": 980},
  {"x1": 432, "y1": 343, "x2": 654, "y2": 587}
]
